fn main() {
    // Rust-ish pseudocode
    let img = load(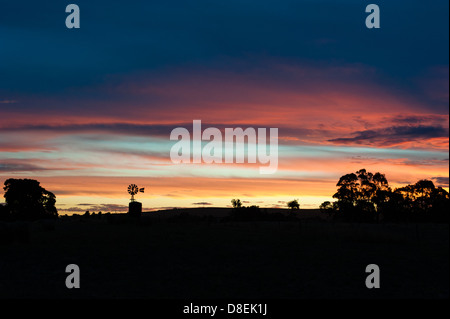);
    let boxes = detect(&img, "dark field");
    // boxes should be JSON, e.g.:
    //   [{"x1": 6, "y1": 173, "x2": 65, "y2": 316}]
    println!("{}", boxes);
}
[{"x1": 0, "y1": 208, "x2": 448, "y2": 299}]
